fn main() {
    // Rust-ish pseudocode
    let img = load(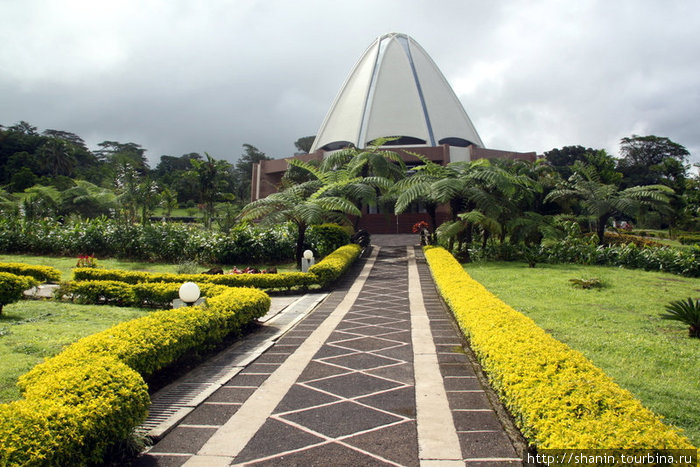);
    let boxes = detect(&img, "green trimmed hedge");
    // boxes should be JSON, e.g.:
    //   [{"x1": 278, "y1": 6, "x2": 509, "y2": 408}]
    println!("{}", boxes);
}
[
  {"x1": 62, "y1": 280, "x2": 227, "y2": 309},
  {"x1": 72, "y1": 268, "x2": 316, "y2": 292},
  {"x1": 424, "y1": 246, "x2": 695, "y2": 451},
  {"x1": 1, "y1": 286, "x2": 270, "y2": 466},
  {"x1": 72, "y1": 243, "x2": 362, "y2": 291},
  {"x1": 0, "y1": 272, "x2": 38, "y2": 314},
  {"x1": 0, "y1": 262, "x2": 61, "y2": 283}
]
